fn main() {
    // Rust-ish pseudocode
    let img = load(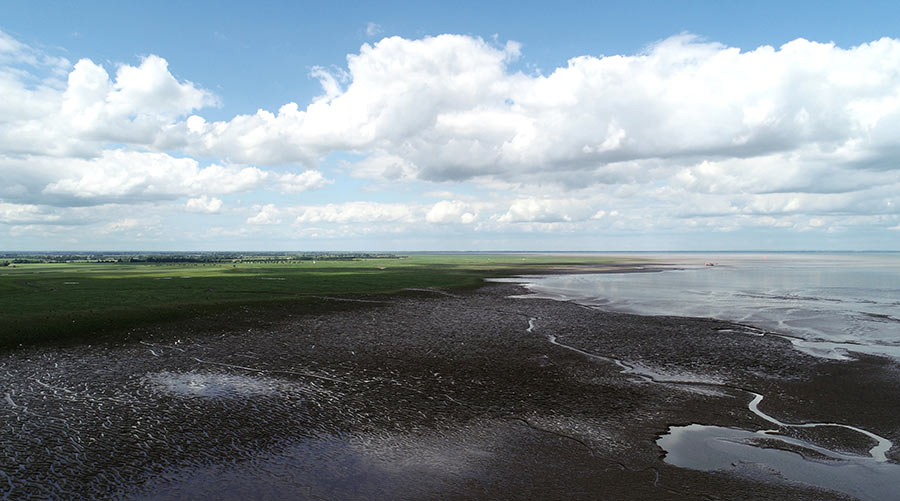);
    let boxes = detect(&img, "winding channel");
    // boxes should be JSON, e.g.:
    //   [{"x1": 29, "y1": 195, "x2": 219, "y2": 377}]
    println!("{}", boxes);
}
[{"x1": 525, "y1": 317, "x2": 900, "y2": 499}]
